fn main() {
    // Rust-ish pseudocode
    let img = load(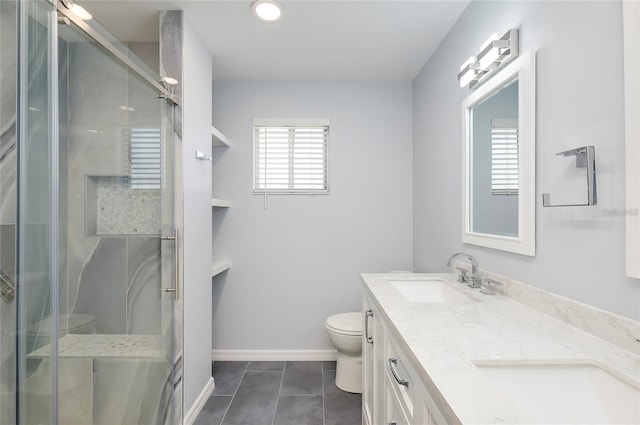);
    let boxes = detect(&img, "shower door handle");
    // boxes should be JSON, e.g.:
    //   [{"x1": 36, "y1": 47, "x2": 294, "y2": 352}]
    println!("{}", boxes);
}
[{"x1": 161, "y1": 229, "x2": 179, "y2": 300}]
